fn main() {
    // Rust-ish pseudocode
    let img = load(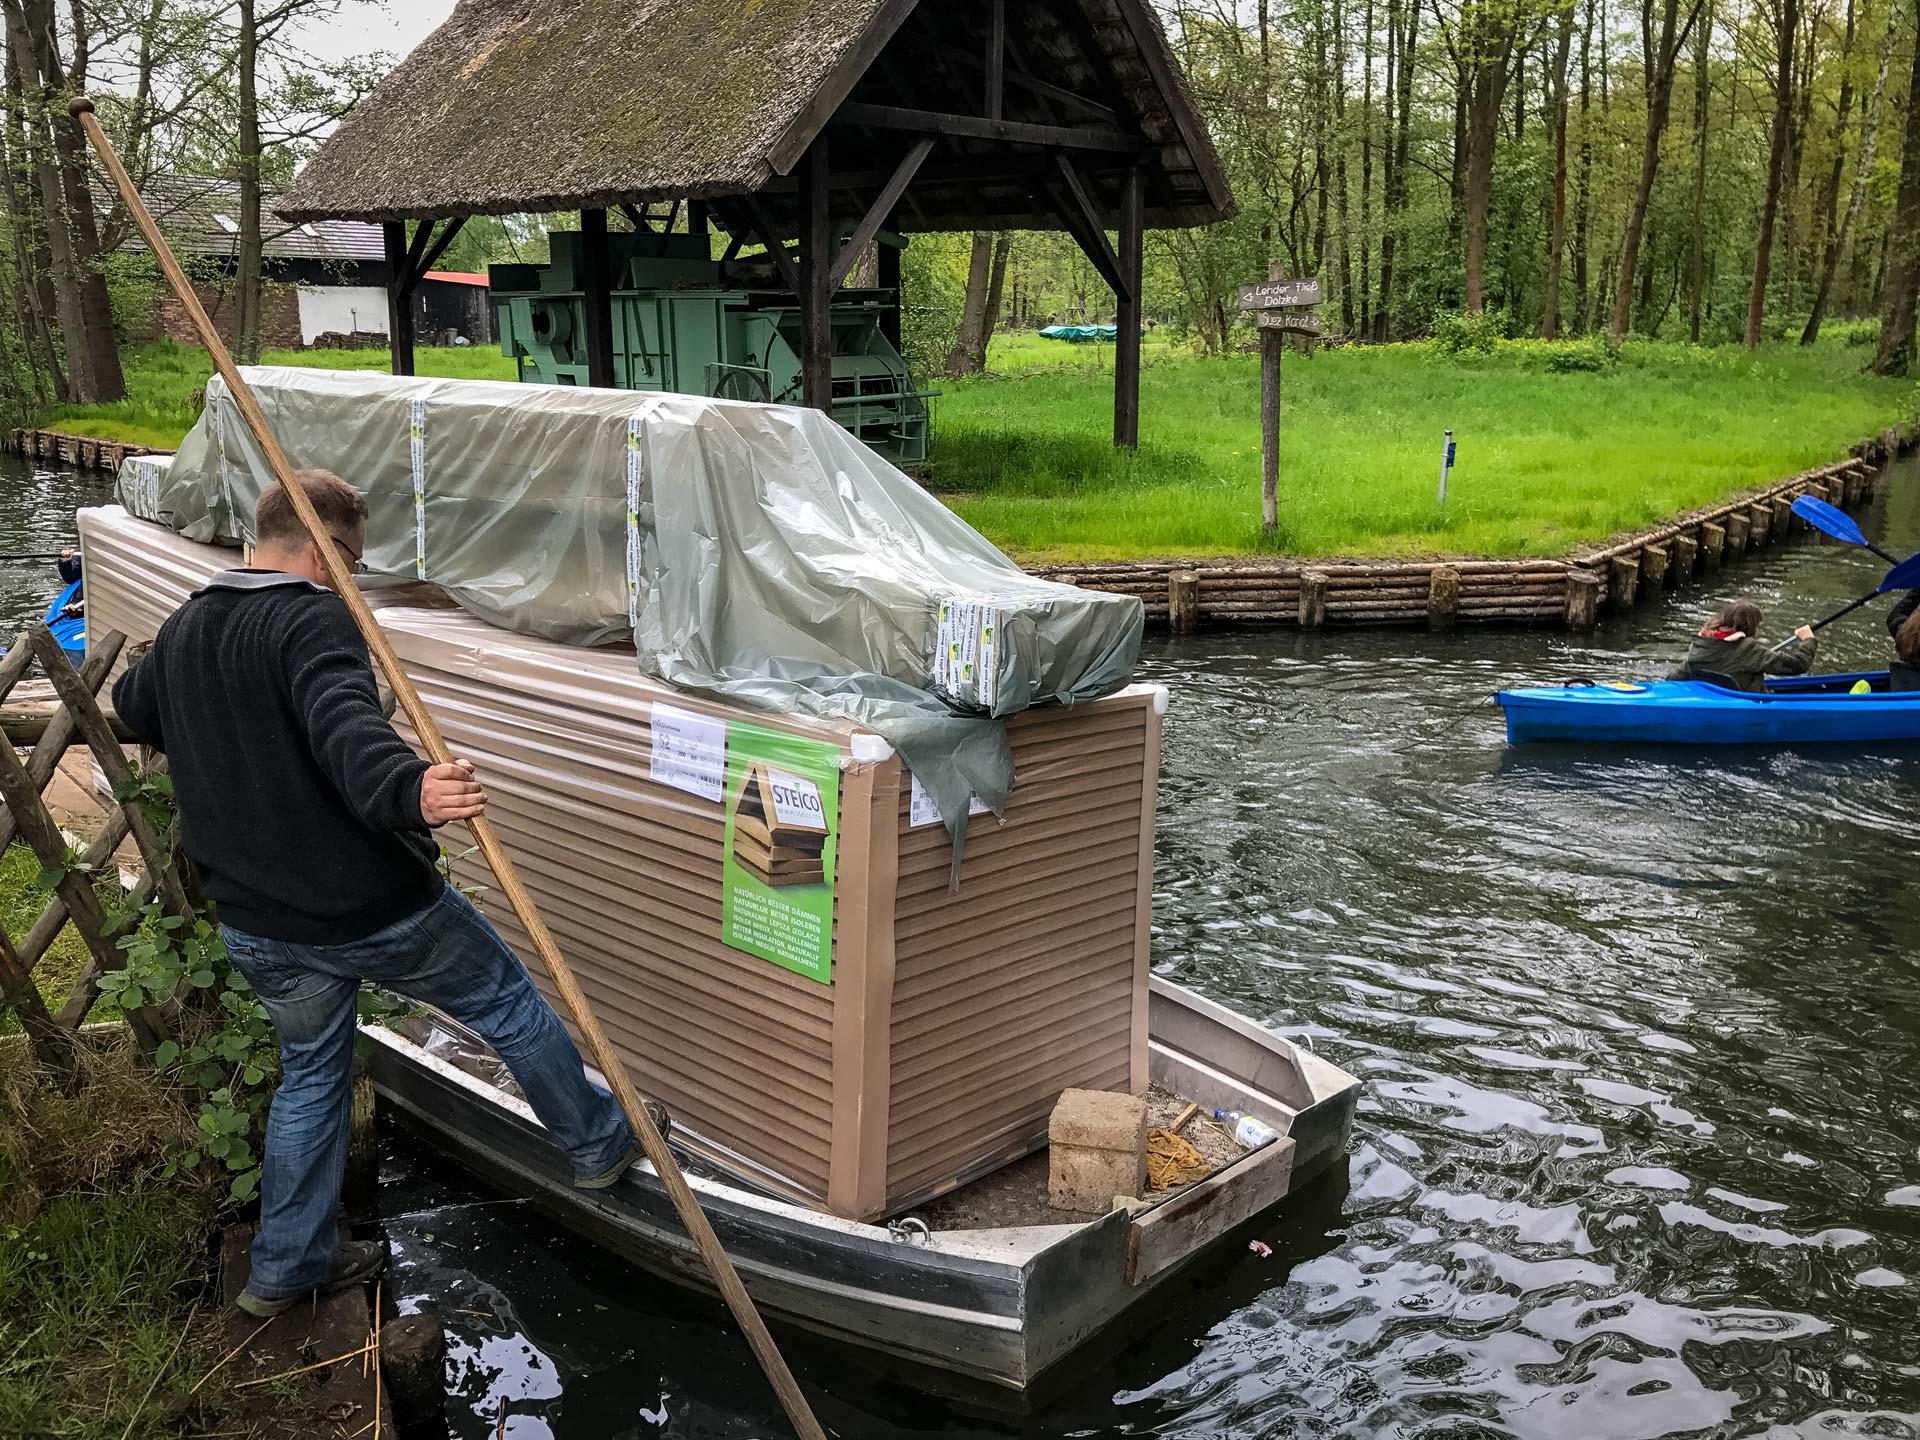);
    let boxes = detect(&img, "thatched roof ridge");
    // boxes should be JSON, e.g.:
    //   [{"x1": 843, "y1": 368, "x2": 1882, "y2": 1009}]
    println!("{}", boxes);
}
[
  {"x1": 279, "y1": 0, "x2": 1233, "y2": 231},
  {"x1": 279, "y1": 0, "x2": 897, "y2": 223}
]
